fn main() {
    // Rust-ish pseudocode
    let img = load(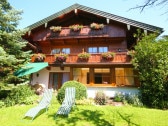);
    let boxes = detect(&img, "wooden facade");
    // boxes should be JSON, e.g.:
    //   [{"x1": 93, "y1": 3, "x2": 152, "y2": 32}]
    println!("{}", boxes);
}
[{"x1": 23, "y1": 4, "x2": 163, "y2": 90}]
